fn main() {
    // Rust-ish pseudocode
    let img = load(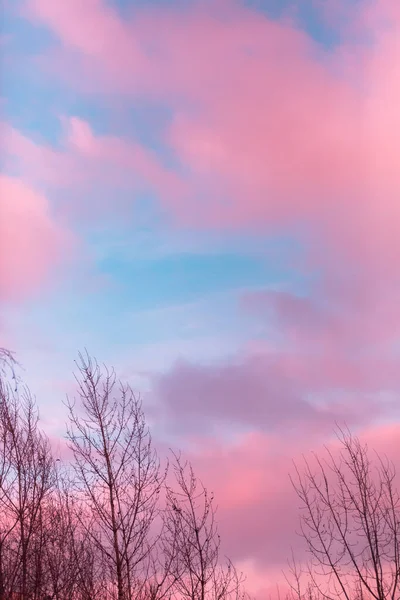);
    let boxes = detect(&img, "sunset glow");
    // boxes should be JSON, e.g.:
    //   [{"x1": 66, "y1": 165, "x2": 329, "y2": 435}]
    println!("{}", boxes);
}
[{"x1": 2, "y1": 0, "x2": 400, "y2": 597}]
